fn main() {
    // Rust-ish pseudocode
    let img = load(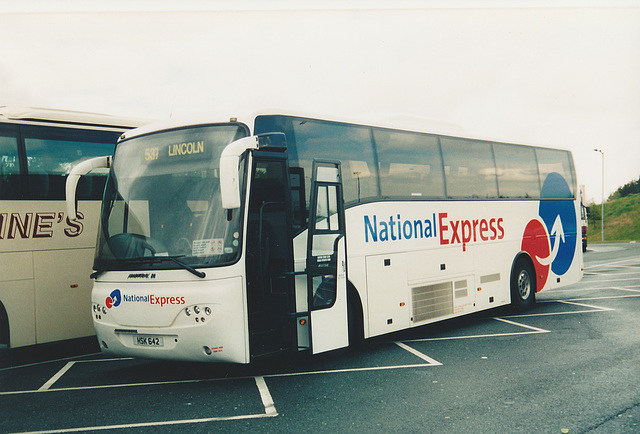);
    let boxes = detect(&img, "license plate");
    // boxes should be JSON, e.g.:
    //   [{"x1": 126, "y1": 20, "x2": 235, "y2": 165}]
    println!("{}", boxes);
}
[{"x1": 134, "y1": 335, "x2": 164, "y2": 347}]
